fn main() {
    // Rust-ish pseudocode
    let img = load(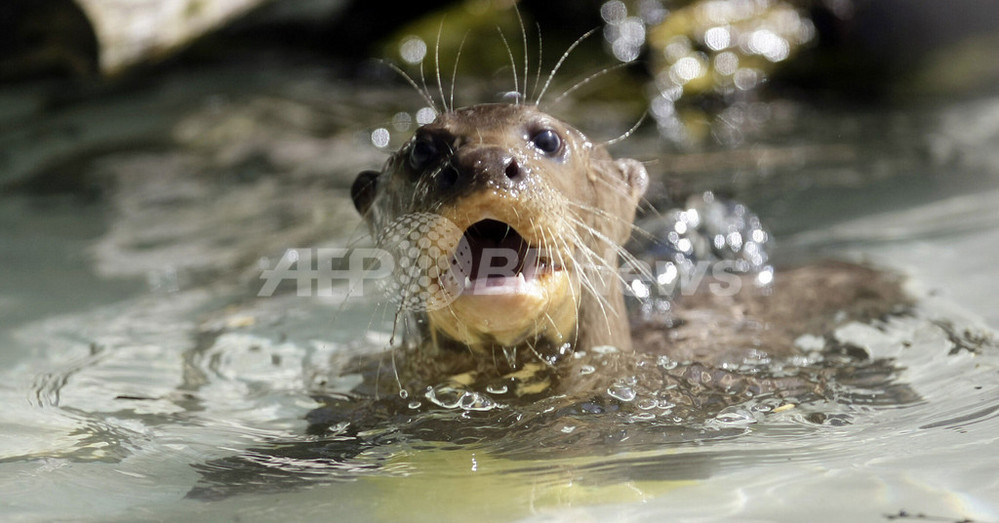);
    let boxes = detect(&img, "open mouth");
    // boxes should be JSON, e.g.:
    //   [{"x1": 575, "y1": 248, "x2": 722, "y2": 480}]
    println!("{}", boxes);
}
[
  {"x1": 427, "y1": 214, "x2": 580, "y2": 347},
  {"x1": 458, "y1": 219, "x2": 562, "y2": 295}
]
